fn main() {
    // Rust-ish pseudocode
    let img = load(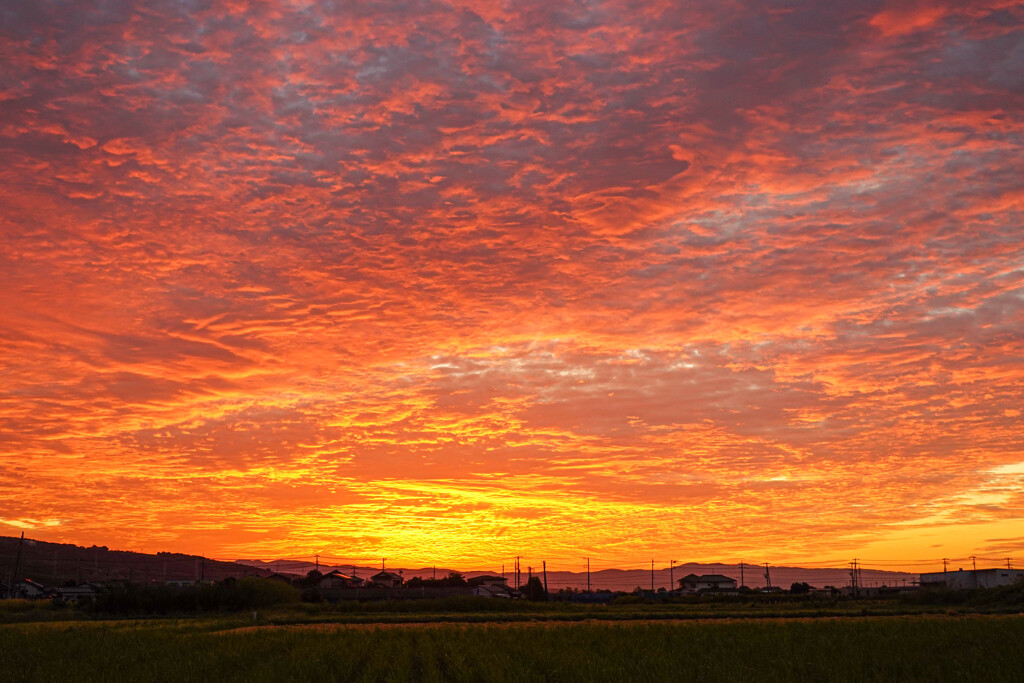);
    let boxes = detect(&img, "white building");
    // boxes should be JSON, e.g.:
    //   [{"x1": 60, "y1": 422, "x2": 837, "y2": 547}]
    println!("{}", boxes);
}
[
  {"x1": 10, "y1": 579, "x2": 48, "y2": 599},
  {"x1": 468, "y1": 575, "x2": 512, "y2": 598},
  {"x1": 369, "y1": 570, "x2": 404, "y2": 588},
  {"x1": 919, "y1": 568, "x2": 1024, "y2": 589},
  {"x1": 60, "y1": 583, "x2": 101, "y2": 602},
  {"x1": 678, "y1": 573, "x2": 738, "y2": 592},
  {"x1": 319, "y1": 570, "x2": 364, "y2": 589}
]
